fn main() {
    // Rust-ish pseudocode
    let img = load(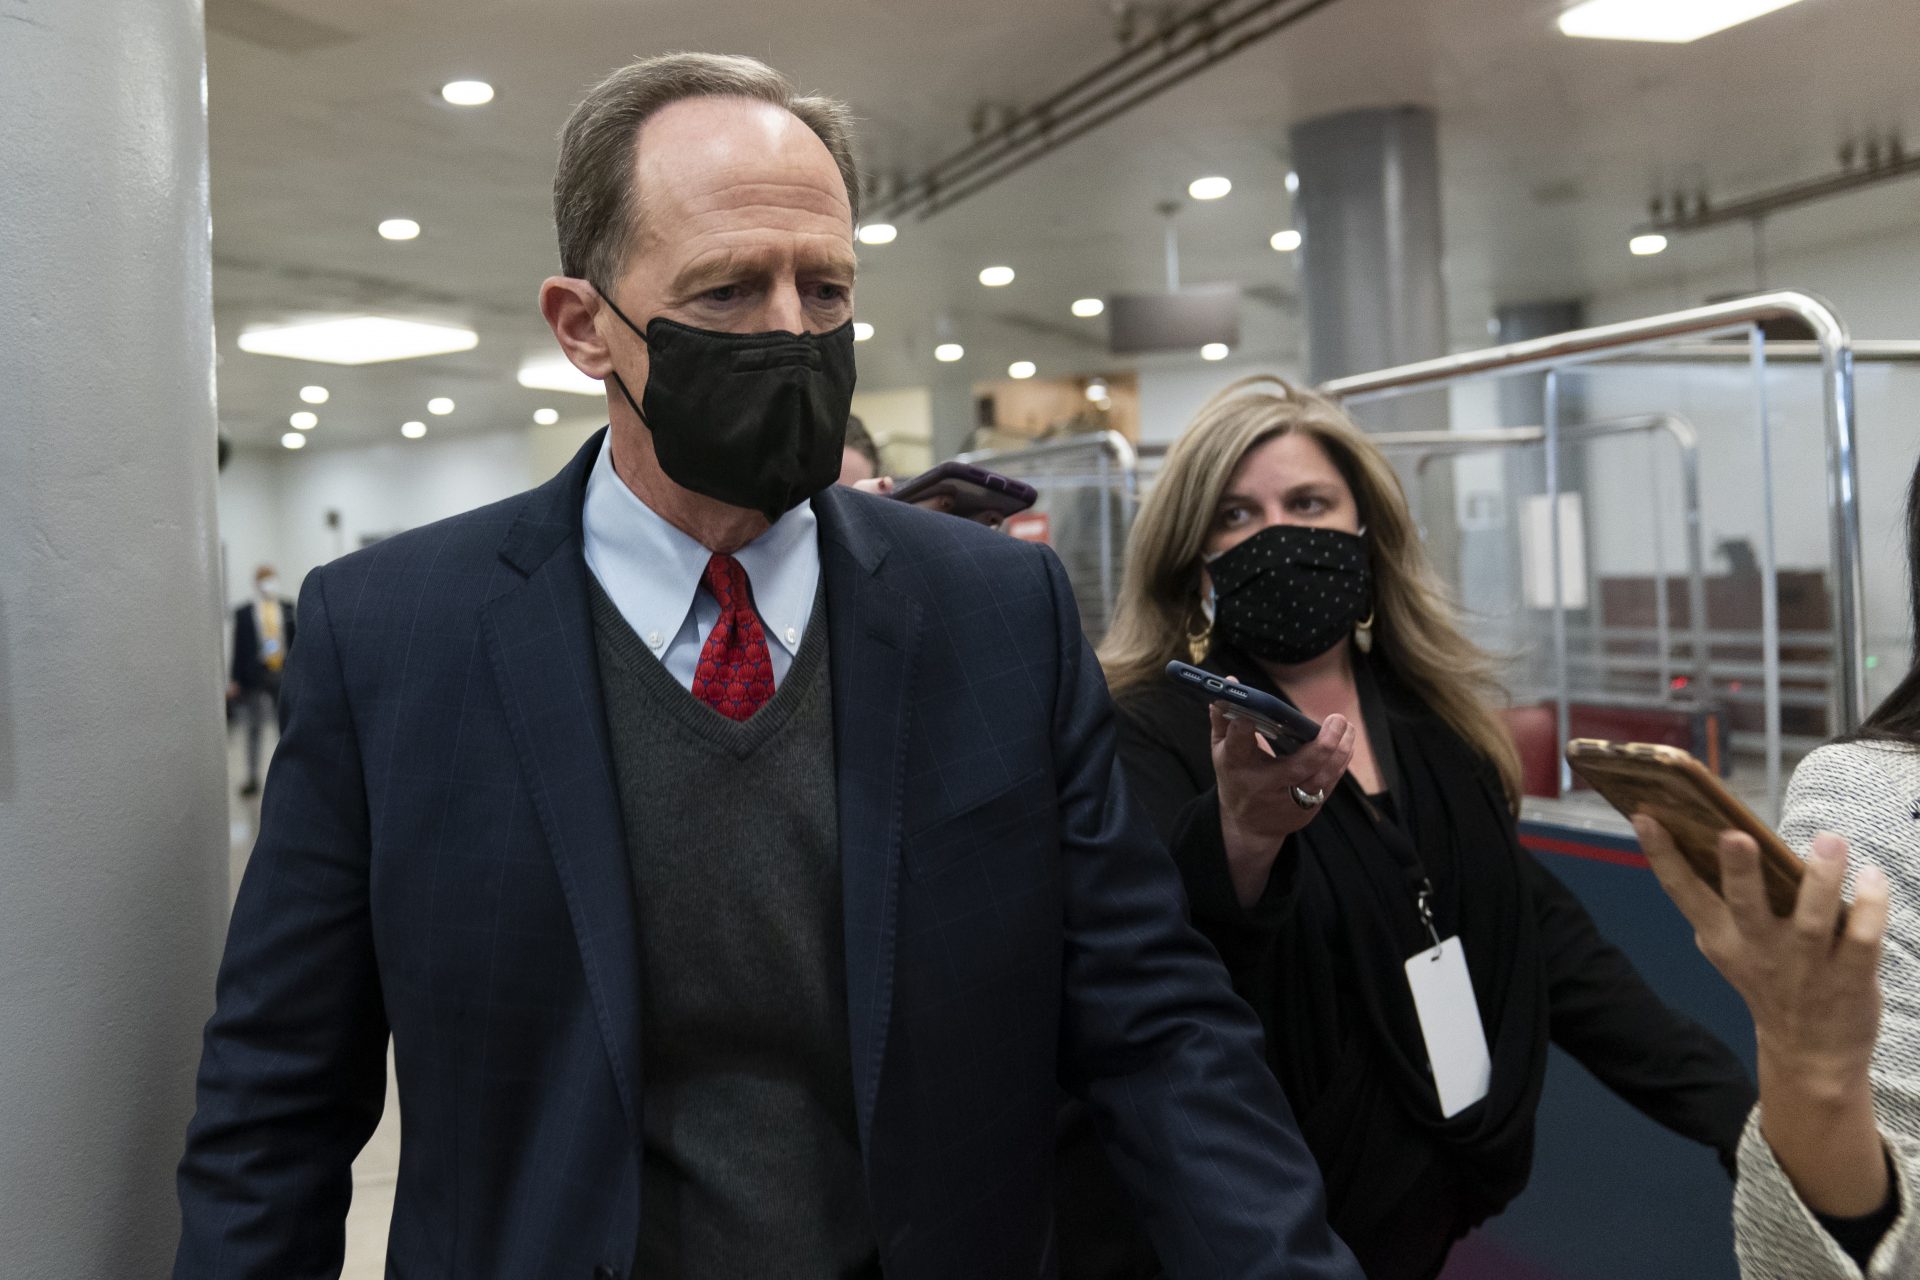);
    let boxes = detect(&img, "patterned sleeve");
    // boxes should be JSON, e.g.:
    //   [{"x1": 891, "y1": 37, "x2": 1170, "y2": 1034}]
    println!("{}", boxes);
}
[{"x1": 1733, "y1": 742, "x2": 1920, "y2": 1280}]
